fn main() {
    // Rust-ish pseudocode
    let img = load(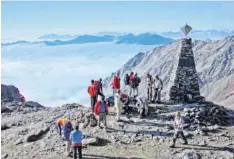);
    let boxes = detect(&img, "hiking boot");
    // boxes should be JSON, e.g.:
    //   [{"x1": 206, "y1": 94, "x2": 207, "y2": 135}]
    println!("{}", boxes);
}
[{"x1": 182, "y1": 141, "x2": 188, "y2": 145}]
